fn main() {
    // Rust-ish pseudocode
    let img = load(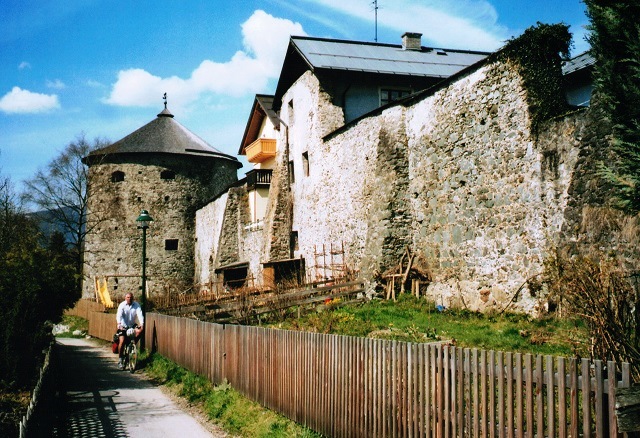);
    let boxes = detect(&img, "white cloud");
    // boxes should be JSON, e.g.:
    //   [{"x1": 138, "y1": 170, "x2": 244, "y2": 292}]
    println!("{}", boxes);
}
[
  {"x1": 105, "y1": 10, "x2": 305, "y2": 109},
  {"x1": 0, "y1": 87, "x2": 60, "y2": 114},
  {"x1": 46, "y1": 79, "x2": 66, "y2": 89},
  {"x1": 297, "y1": 0, "x2": 506, "y2": 50},
  {"x1": 18, "y1": 61, "x2": 31, "y2": 70},
  {"x1": 85, "y1": 79, "x2": 105, "y2": 88}
]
